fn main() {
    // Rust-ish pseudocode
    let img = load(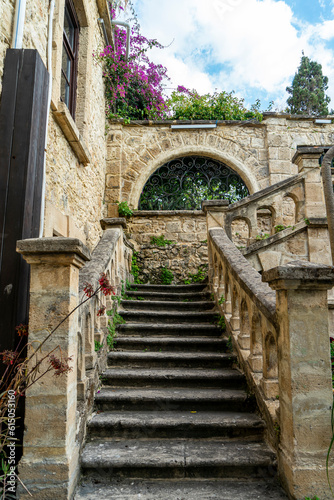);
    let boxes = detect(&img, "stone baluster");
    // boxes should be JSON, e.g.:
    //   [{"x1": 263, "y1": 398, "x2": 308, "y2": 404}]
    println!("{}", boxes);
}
[
  {"x1": 16, "y1": 238, "x2": 90, "y2": 500},
  {"x1": 263, "y1": 260, "x2": 334, "y2": 499}
]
